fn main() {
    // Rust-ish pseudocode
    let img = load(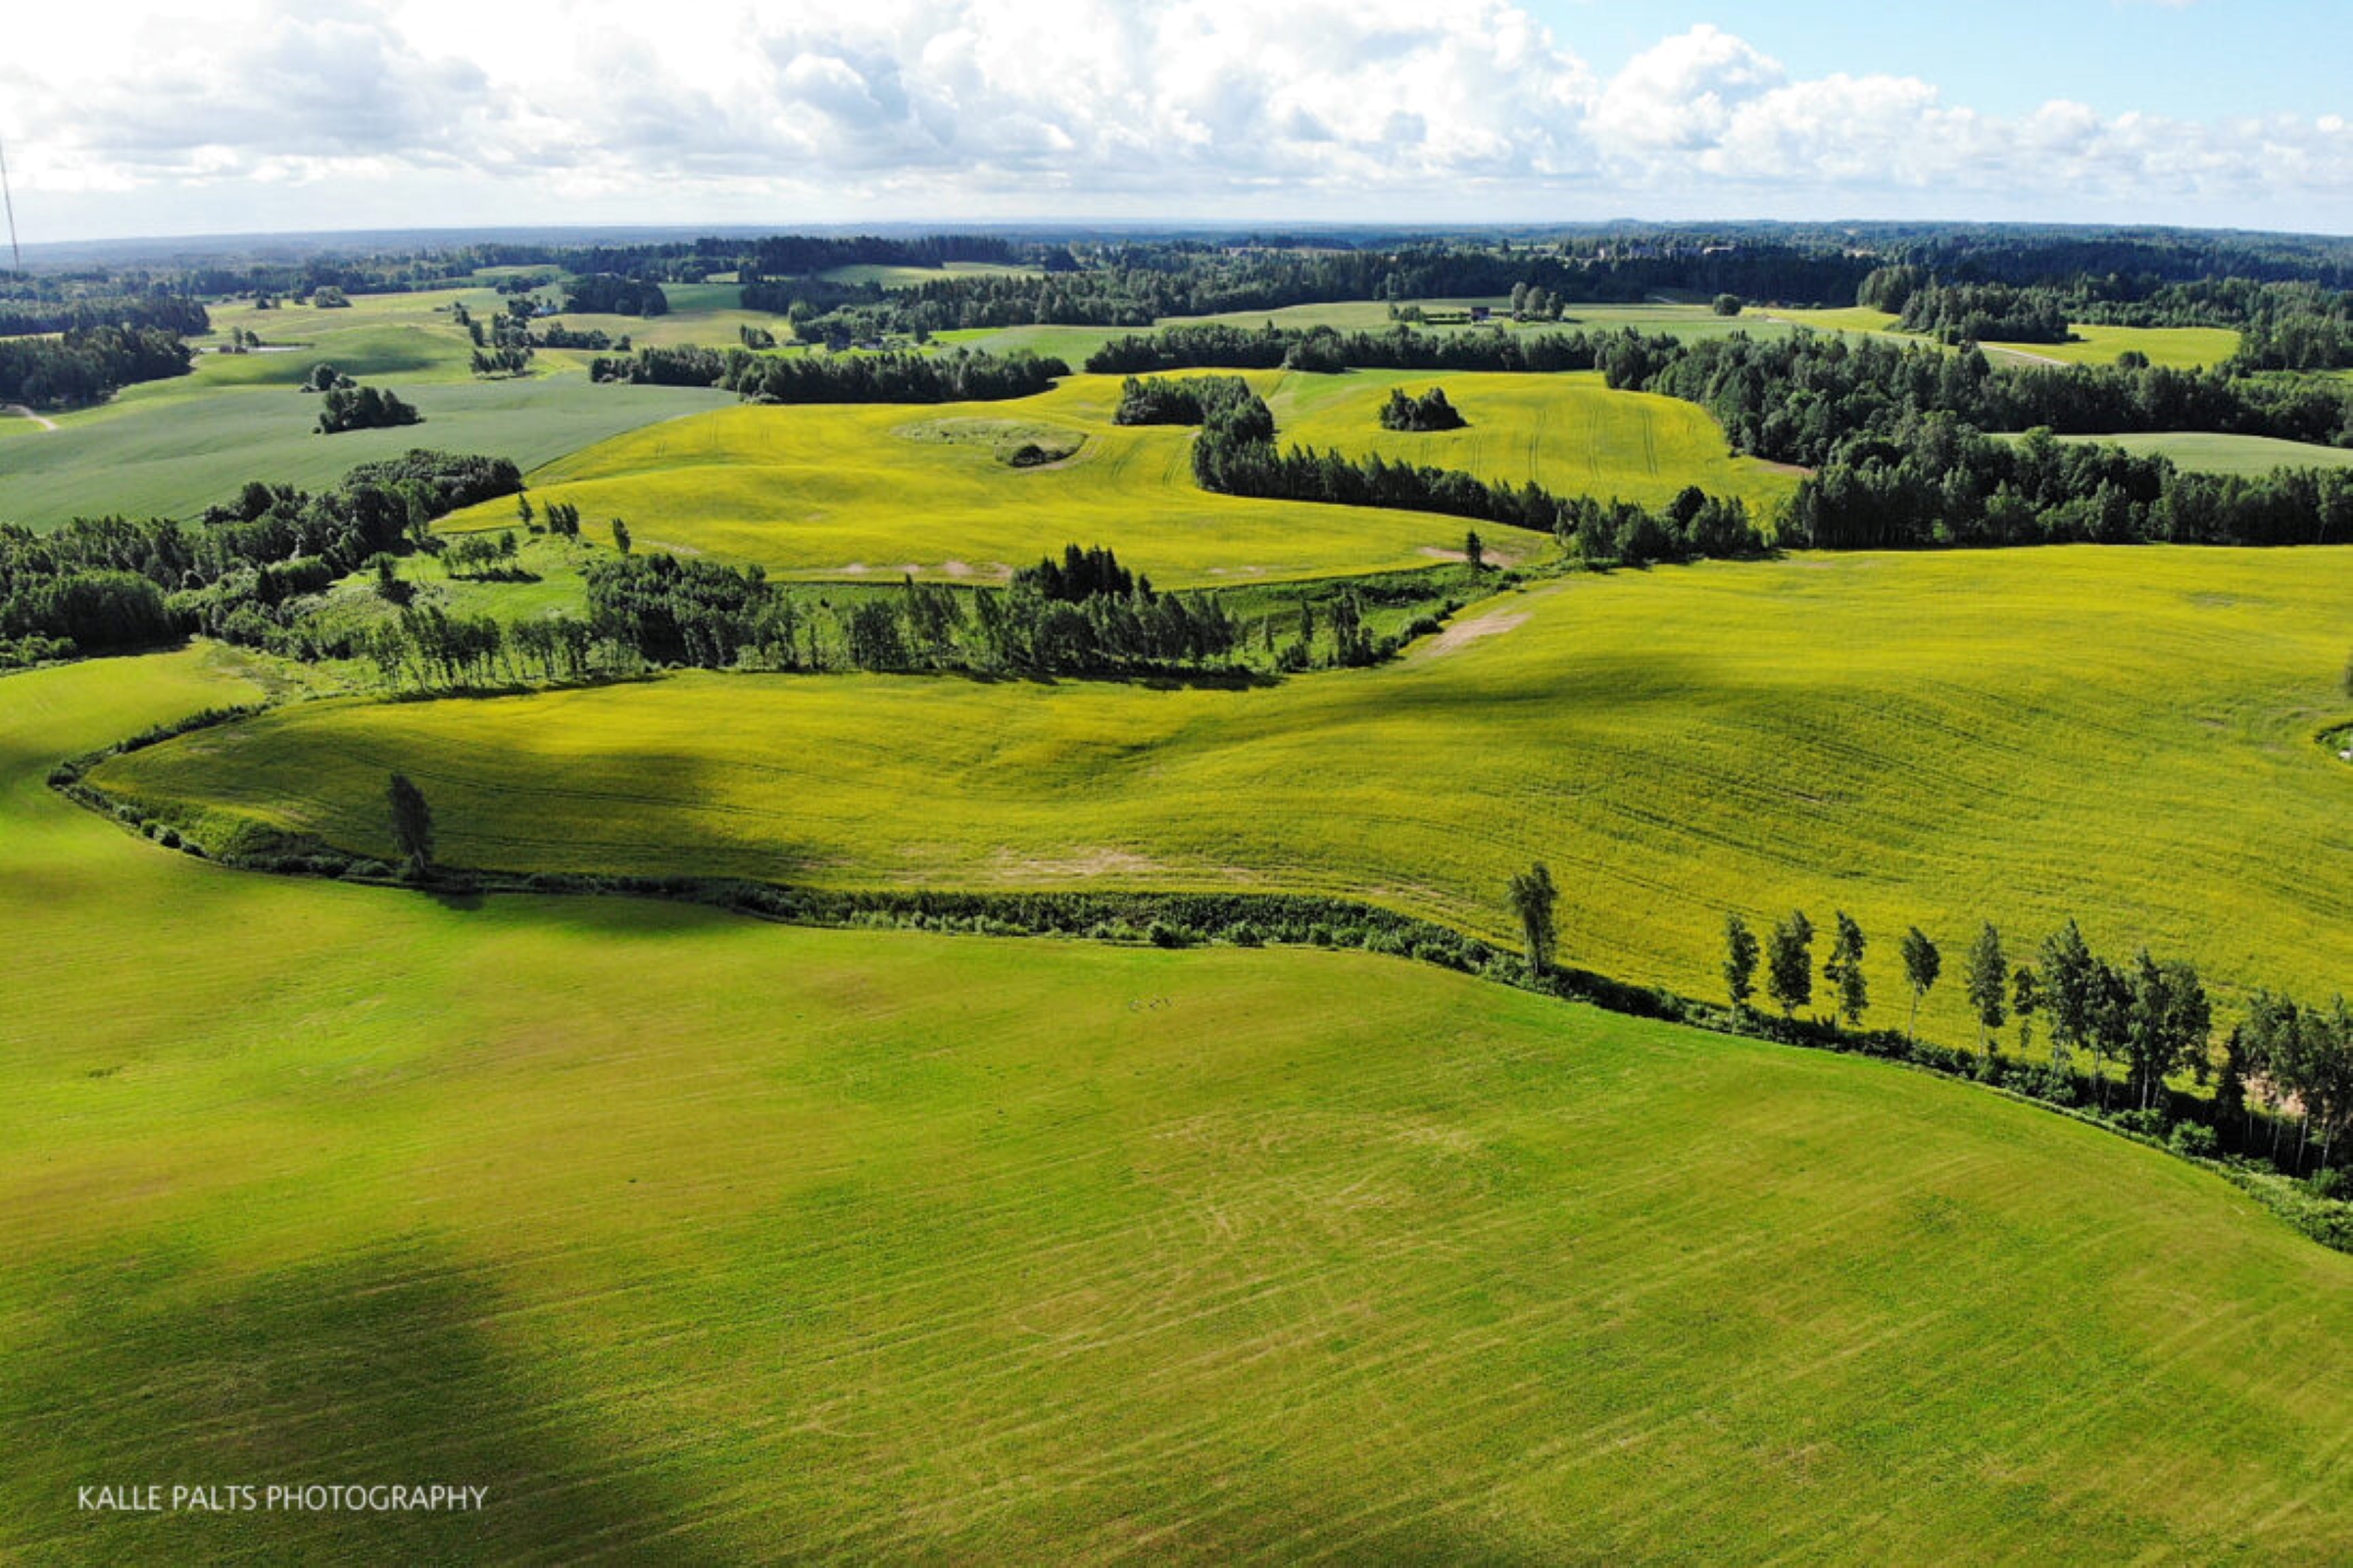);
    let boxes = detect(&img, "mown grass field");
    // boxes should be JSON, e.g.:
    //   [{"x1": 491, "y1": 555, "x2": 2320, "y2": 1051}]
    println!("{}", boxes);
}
[
  {"x1": 10, "y1": 651, "x2": 2353, "y2": 1563},
  {"x1": 438, "y1": 372, "x2": 1492, "y2": 584},
  {"x1": 819, "y1": 260, "x2": 1041, "y2": 288},
  {"x1": 1273, "y1": 368, "x2": 1803, "y2": 513},
  {"x1": 1764, "y1": 307, "x2": 2241, "y2": 368},
  {"x1": 2042, "y1": 429, "x2": 2353, "y2": 475},
  {"x1": 435, "y1": 368, "x2": 1795, "y2": 581},
  {"x1": 96, "y1": 547, "x2": 2353, "y2": 1050},
  {"x1": 0, "y1": 376, "x2": 732, "y2": 531},
  {"x1": 949, "y1": 298, "x2": 1802, "y2": 362}
]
